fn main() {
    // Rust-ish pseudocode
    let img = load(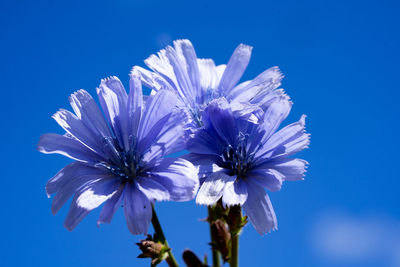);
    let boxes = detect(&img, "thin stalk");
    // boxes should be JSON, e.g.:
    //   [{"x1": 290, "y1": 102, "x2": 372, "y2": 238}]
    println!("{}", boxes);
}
[
  {"x1": 228, "y1": 206, "x2": 242, "y2": 267},
  {"x1": 230, "y1": 234, "x2": 239, "y2": 267},
  {"x1": 208, "y1": 206, "x2": 221, "y2": 267},
  {"x1": 151, "y1": 205, "x2": 179, "y2": 267}
]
